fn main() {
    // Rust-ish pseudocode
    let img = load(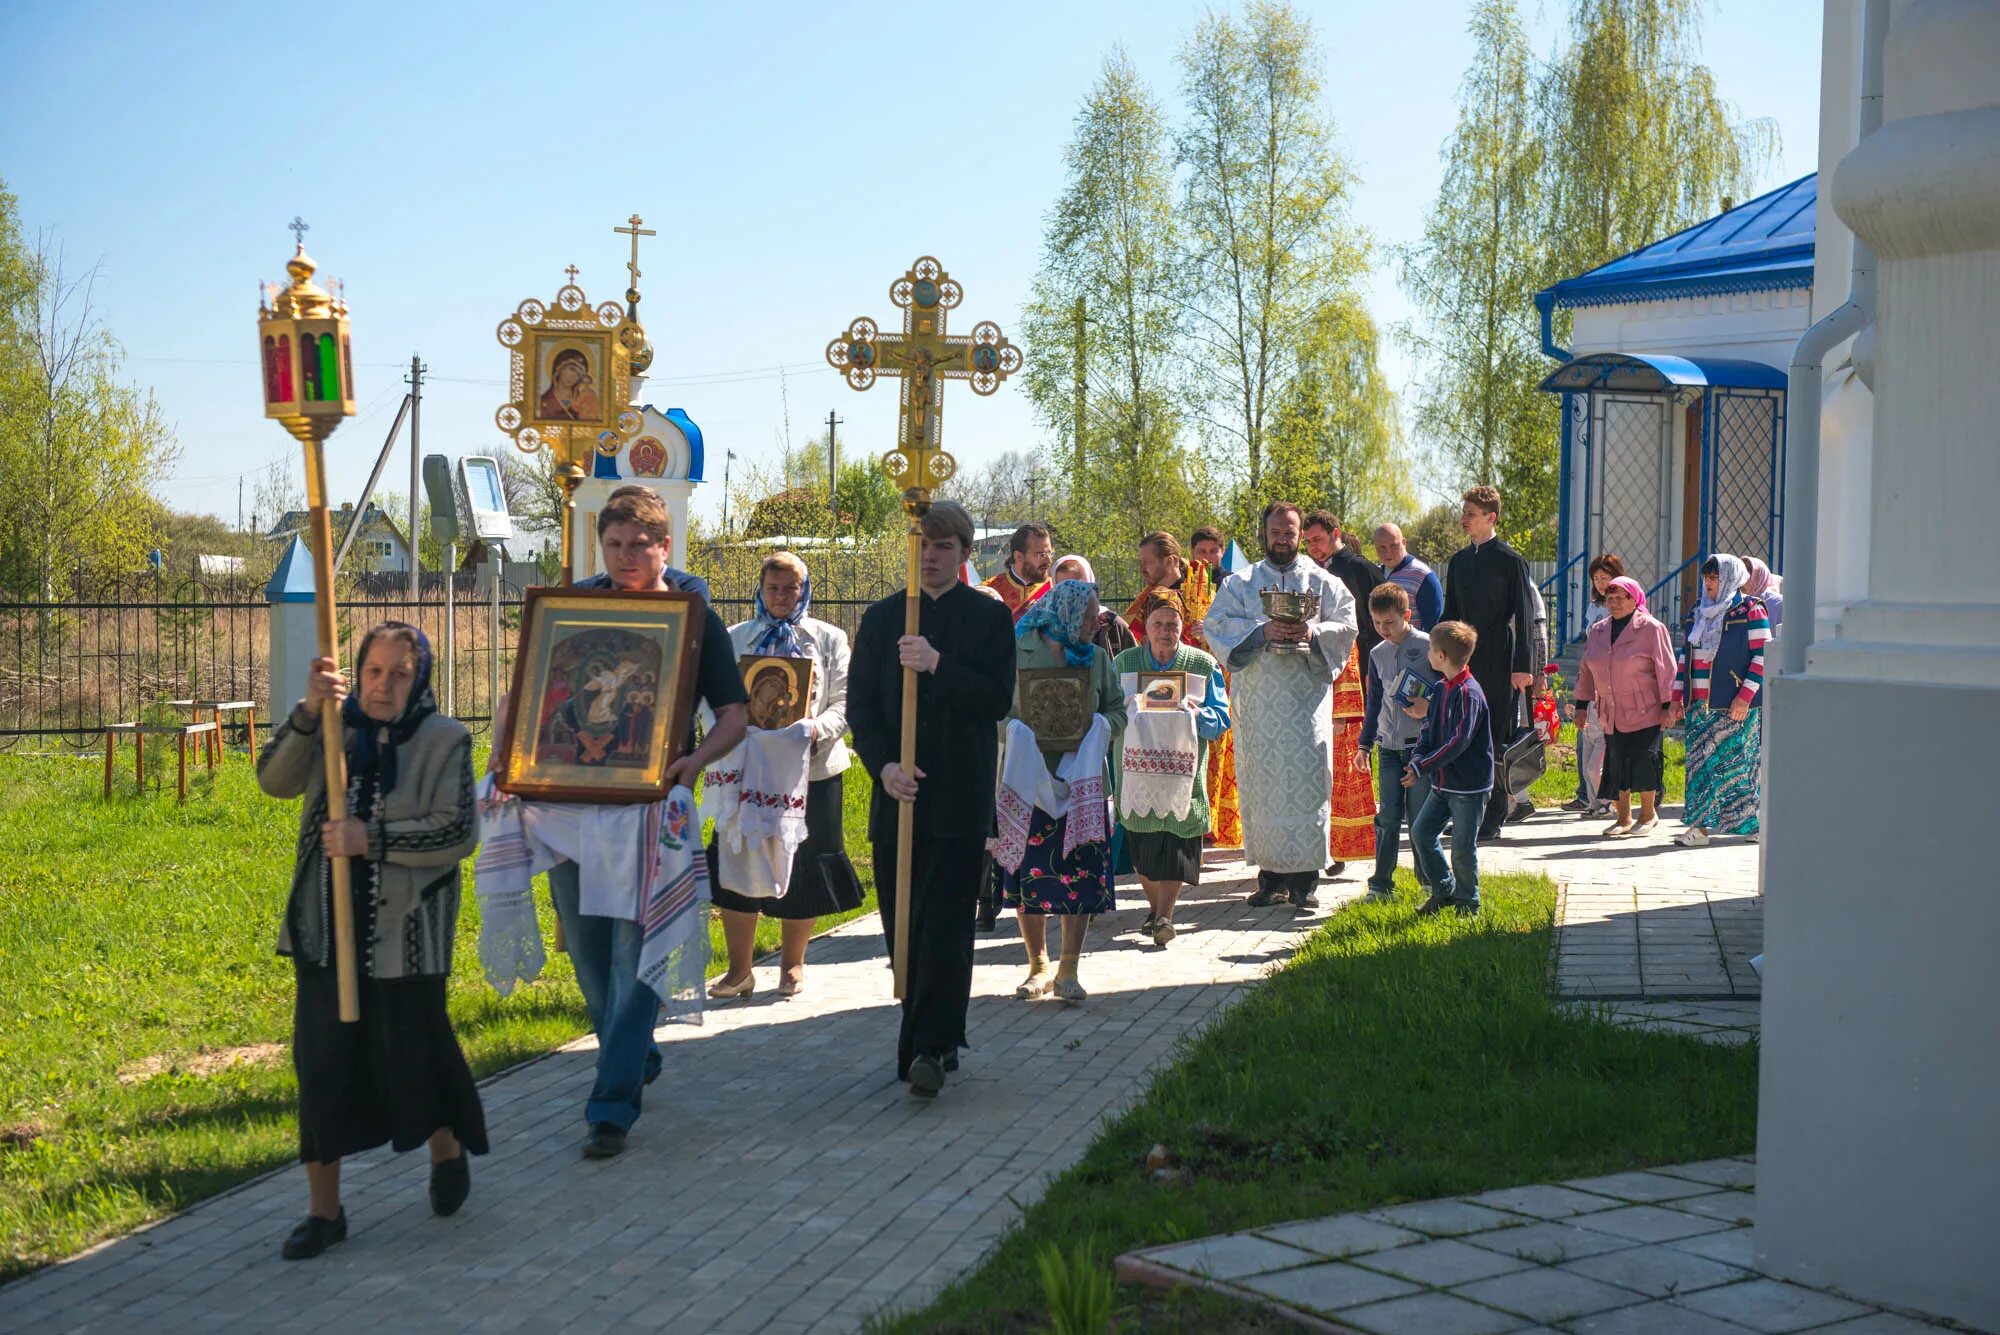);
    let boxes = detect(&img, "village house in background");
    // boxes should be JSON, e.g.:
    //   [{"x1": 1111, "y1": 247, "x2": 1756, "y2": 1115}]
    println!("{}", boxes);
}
[{"x1": 264, "y1": 502, "x2": 415, "y2": 576}]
